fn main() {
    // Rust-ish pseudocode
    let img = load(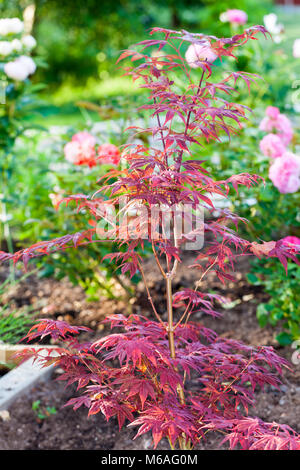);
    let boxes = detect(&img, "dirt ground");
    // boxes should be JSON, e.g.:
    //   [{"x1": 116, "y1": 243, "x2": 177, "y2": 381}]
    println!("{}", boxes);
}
[{"x1": 0, "y1": 254, "x2": 299, "y2": 450}]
